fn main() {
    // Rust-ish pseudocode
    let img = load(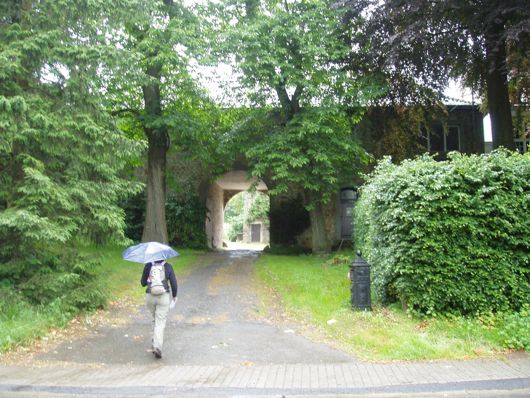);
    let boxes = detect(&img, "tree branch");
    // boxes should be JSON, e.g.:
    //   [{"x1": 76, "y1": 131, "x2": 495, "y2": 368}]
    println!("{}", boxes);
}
[
  {"x1": 275, "y1": 84, "x2": 292, "y2": 114},
  {"x1": 292, "y1": 85, "x2": 303, "y2": 113},
  {"x1": 110, "y1": 108, "x2": 140, "y2": 116}
]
